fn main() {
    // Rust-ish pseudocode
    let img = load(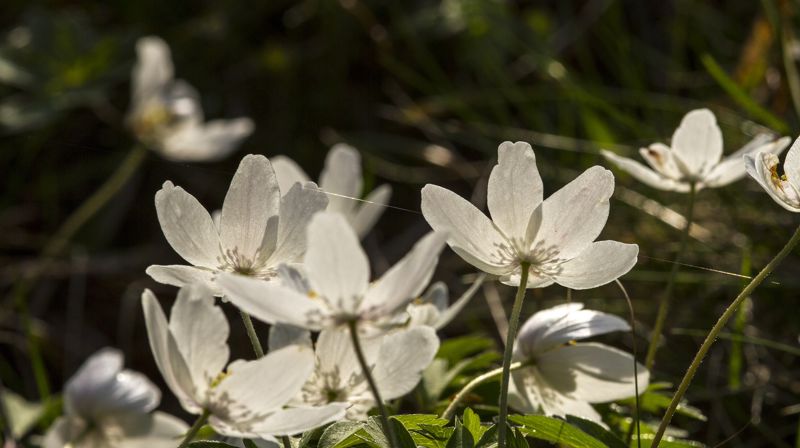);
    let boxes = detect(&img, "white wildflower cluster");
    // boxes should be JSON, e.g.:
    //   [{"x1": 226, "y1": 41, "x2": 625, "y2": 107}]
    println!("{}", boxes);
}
[{"x1": 43, "y1": 34, "x2": 800, "y2": 448}]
